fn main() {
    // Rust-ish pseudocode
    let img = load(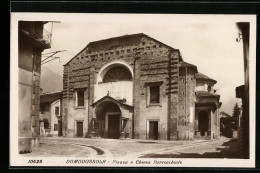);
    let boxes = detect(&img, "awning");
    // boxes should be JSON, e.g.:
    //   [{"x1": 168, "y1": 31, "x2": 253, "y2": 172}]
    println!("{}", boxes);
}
[{"x1": 92, "y1": 95, "x2": 134, "y2": 111}]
